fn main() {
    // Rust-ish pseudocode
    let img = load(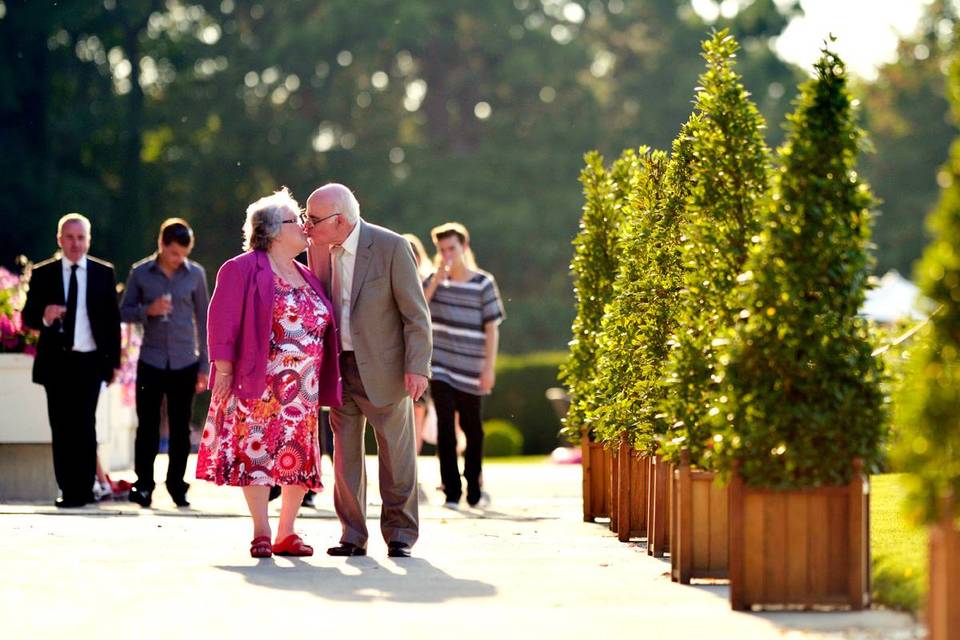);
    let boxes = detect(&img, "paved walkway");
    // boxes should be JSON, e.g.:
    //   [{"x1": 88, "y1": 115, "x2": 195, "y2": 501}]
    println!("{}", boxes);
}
[{"x1": 0, "y1": 456, "x2": 921, "y2": 639}]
